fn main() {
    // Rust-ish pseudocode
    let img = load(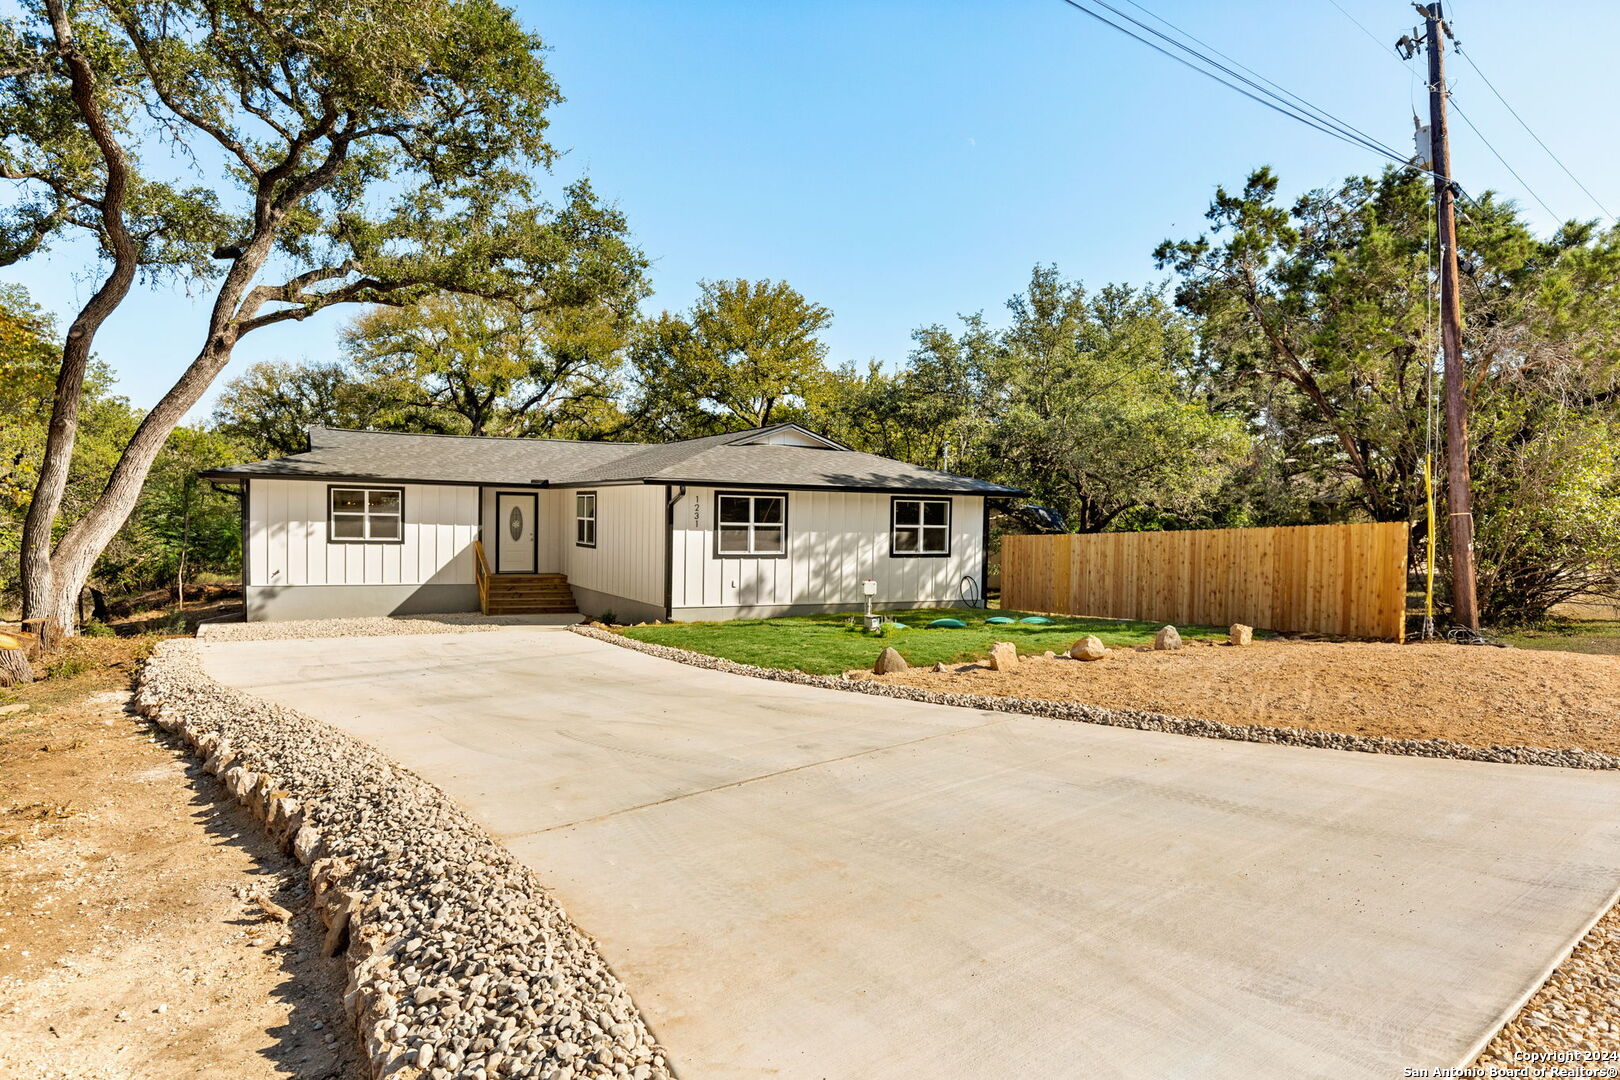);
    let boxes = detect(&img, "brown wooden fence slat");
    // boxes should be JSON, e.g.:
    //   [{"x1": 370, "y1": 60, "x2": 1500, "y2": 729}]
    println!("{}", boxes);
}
[{"x1": 1000, "y1": 522, "x2": 1409, "y2": 641}]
